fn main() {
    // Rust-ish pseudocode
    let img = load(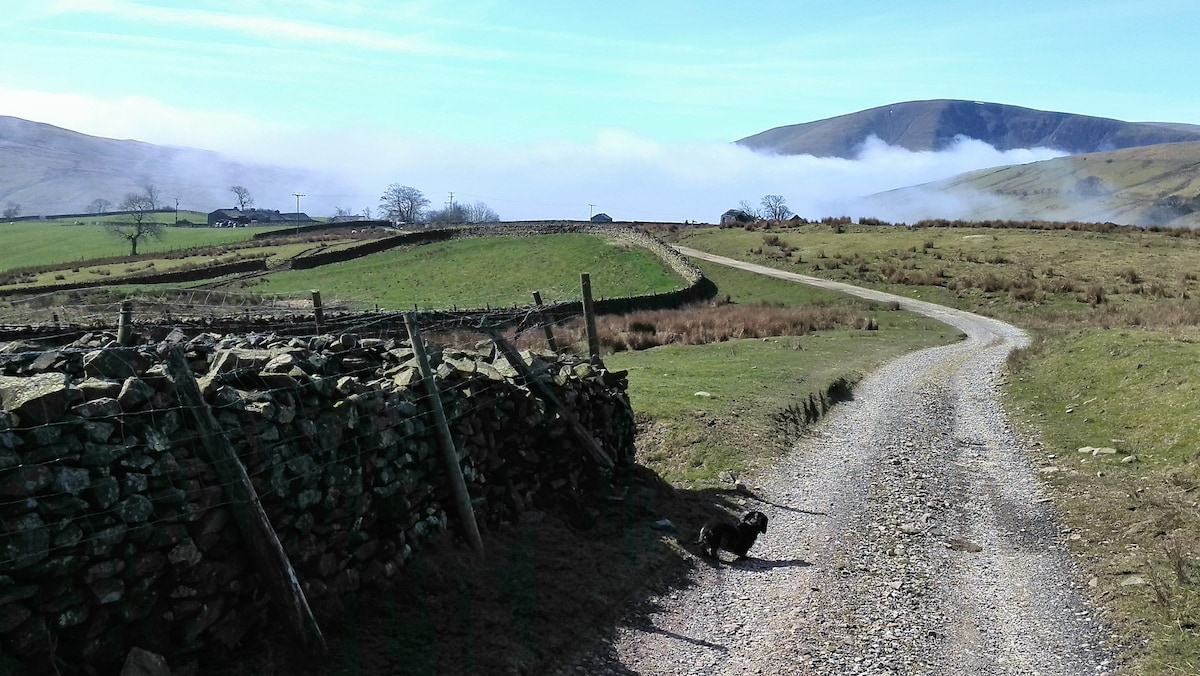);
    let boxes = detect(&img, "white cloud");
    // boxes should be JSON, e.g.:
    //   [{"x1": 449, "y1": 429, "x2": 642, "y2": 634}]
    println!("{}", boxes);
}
[
  {"x1": 2, "y1": 89, "x2": 1070, "y2": 222},
  {"x1": 47, "y1": 0, "x2": 500, "y2": 58}
]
